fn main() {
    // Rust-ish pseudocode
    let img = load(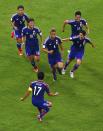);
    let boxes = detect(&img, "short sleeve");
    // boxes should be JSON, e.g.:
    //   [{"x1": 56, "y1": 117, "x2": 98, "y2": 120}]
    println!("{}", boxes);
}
[
  {"x1": 68, "y1": 20, "x2": 74, "y2": 25},
  {"x1": 22, "y1": 28, "x2": 26, "y2": 37},
  {"x1": 69, "y1": 36, "x2": 78, "y2": 41},
  {"x1": 57, "y1": 37, "x2": 62, "y2": 45},
  {"x1": 86, "y1": 38, "x2": 92, "y2": 44},
  {"x1": 24, "y1": 14, "x2": 29, "y2": 22},
  {"x1": 43, "y1": 38, "x2": 49, "y2": 48},
  {"x1": 37, "y1": 28, "x2": 42, "y2": 36},
  {"x1": 11, "y1": 15, "x2": 15, "y2": 22},
  {"x1": 82, "y1": 19, "x2": 87, "y2": 26}
]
